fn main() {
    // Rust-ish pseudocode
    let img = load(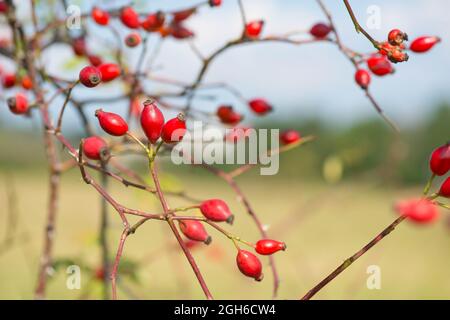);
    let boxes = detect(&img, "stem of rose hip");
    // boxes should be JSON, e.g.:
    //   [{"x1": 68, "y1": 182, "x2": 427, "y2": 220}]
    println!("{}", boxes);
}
[
  {"x1": 342, "y1": 0, "x2": 380, "y2": 50},
  {"x1": 146, "y1": 152, "x2": 213, "y2": 299},
  {"x1": 423, "y1": 174, "x2": 436, "y2": 195},
  {"x1": 126, "y1": 132, "x2": 149, "y2": 153}
]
